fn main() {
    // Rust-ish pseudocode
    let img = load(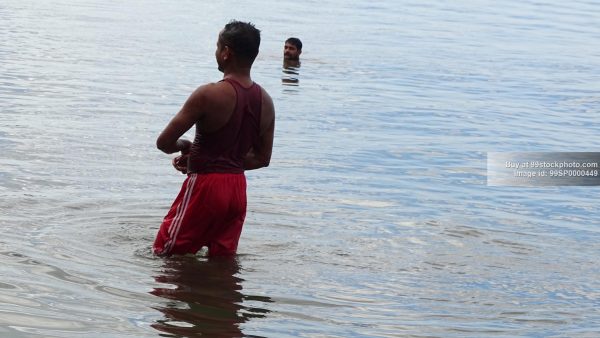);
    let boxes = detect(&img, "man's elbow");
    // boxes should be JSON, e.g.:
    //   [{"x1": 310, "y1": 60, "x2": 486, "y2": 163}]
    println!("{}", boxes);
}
[
  {"x1": 244, "y1": 153, "x2": 271, "y2": 170},
  {"x1": 262, "y1": 157, "x2": 270, "y2": 168},
  {"x1": 258, "y1": 151, "x2": 271, "y2": 168},
  {"x1": 156, "y1": 136, "x2": 170, "y2": 154}
]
